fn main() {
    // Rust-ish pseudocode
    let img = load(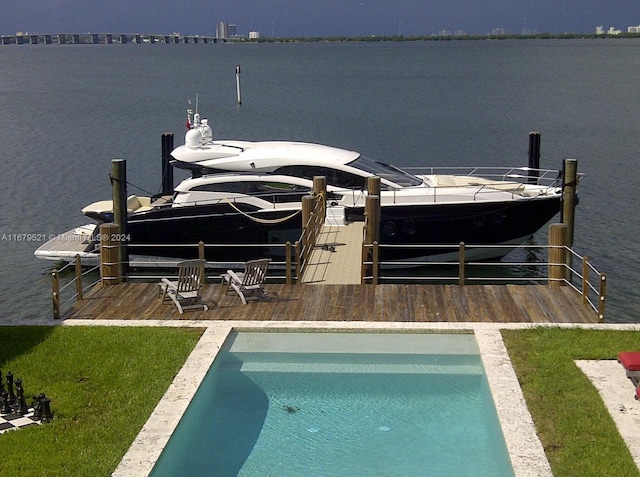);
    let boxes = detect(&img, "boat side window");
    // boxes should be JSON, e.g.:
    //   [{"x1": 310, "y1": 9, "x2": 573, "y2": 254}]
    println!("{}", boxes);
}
[
  {"x1": 256, "y1": 181, "x2": 312, "y2": 202},
  {"x1": 189, "y1": 181, "x2": 311, "y2": 201},
  {"x1": 191, "y1": 182, "x2": 254, "y2": 194},
  {"x1": 274, "y1": 165, "x2": 366, "y2": 189}
]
